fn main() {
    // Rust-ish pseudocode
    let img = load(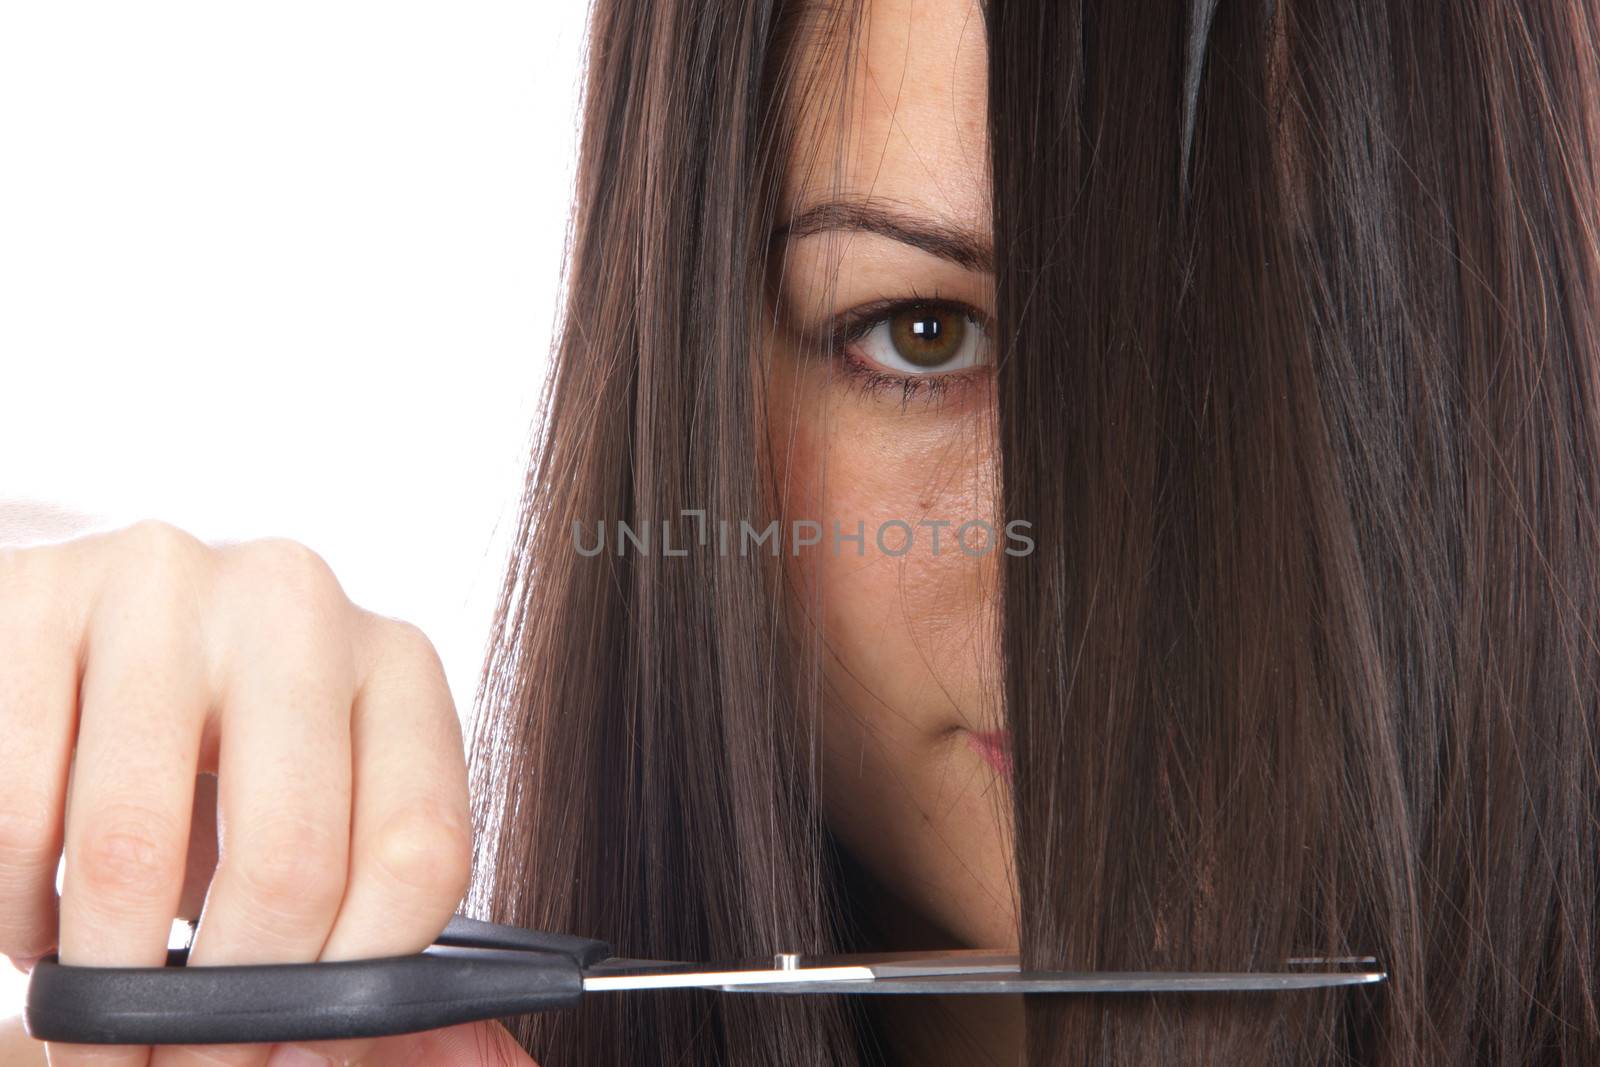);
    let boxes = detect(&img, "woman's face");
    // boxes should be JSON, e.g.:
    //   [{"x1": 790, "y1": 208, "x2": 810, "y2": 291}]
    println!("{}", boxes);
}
[{"x1": 765, "y1": 0, "x2": 1015, "y2": 952}]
